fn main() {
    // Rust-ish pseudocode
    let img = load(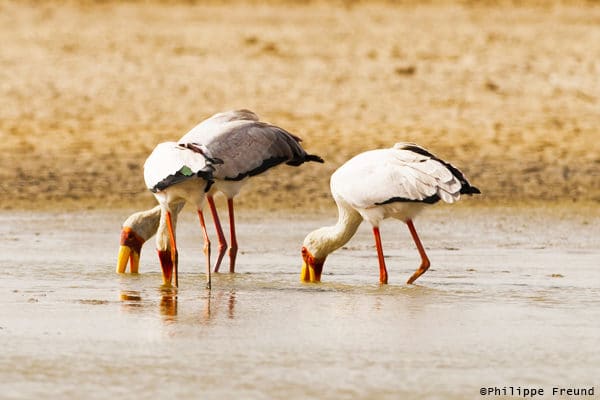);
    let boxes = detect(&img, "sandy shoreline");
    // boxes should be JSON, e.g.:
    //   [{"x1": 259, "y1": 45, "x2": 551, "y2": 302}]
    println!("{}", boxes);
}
[{"x1": 1, "y1": 1, "x2": 599, "y2": 211}]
